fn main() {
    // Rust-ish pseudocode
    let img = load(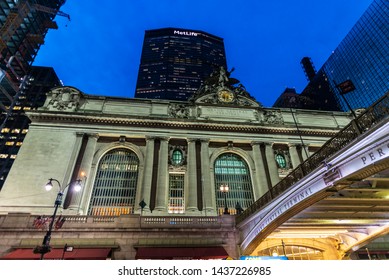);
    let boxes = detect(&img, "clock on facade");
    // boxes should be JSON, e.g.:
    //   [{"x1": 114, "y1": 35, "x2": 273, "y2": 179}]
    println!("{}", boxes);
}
[{"x1": 217, "y1": 89, "x2": 235, "y2": 103}]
